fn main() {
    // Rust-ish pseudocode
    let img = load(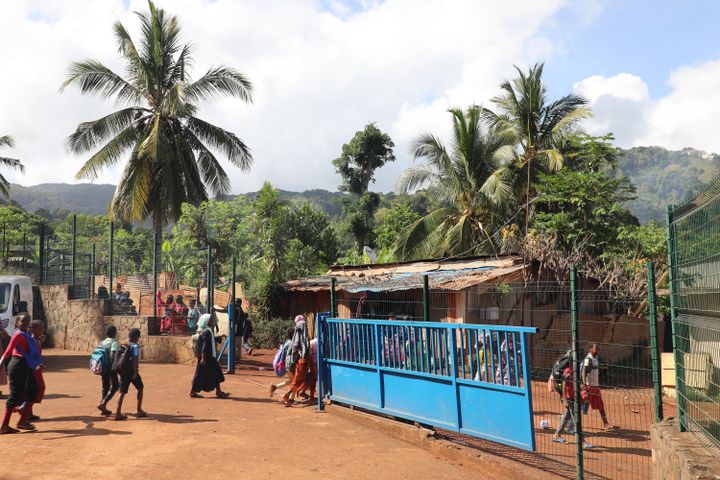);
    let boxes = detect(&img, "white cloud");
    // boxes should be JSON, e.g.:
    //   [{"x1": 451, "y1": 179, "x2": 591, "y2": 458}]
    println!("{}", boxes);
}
[
  {"x1": 0, "y1": 0, "x2": 574, "y2": 195},
  {"x1": 575, "y1": 61, "x2": 720, "y2": 153}
]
